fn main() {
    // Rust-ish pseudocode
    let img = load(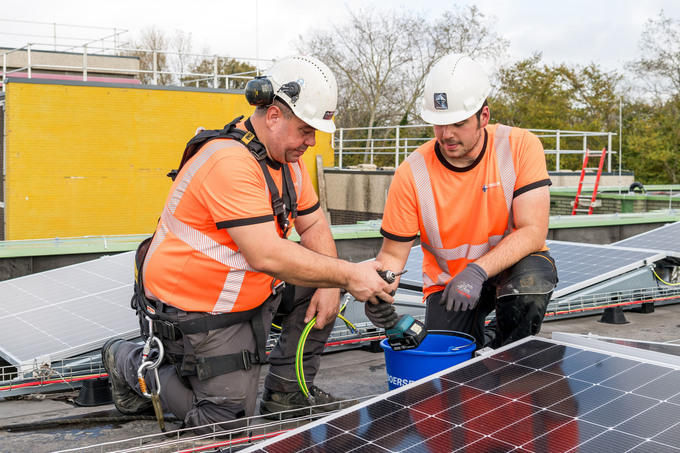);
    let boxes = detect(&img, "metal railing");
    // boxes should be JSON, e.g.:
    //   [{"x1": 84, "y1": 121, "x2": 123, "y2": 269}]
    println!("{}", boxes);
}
[
  {"x1": 1, "y1": 41, "x2": 272, "y2": 92},
  {"x1": 333, "y1": 124, "x2": 618, "y2": 172}
]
